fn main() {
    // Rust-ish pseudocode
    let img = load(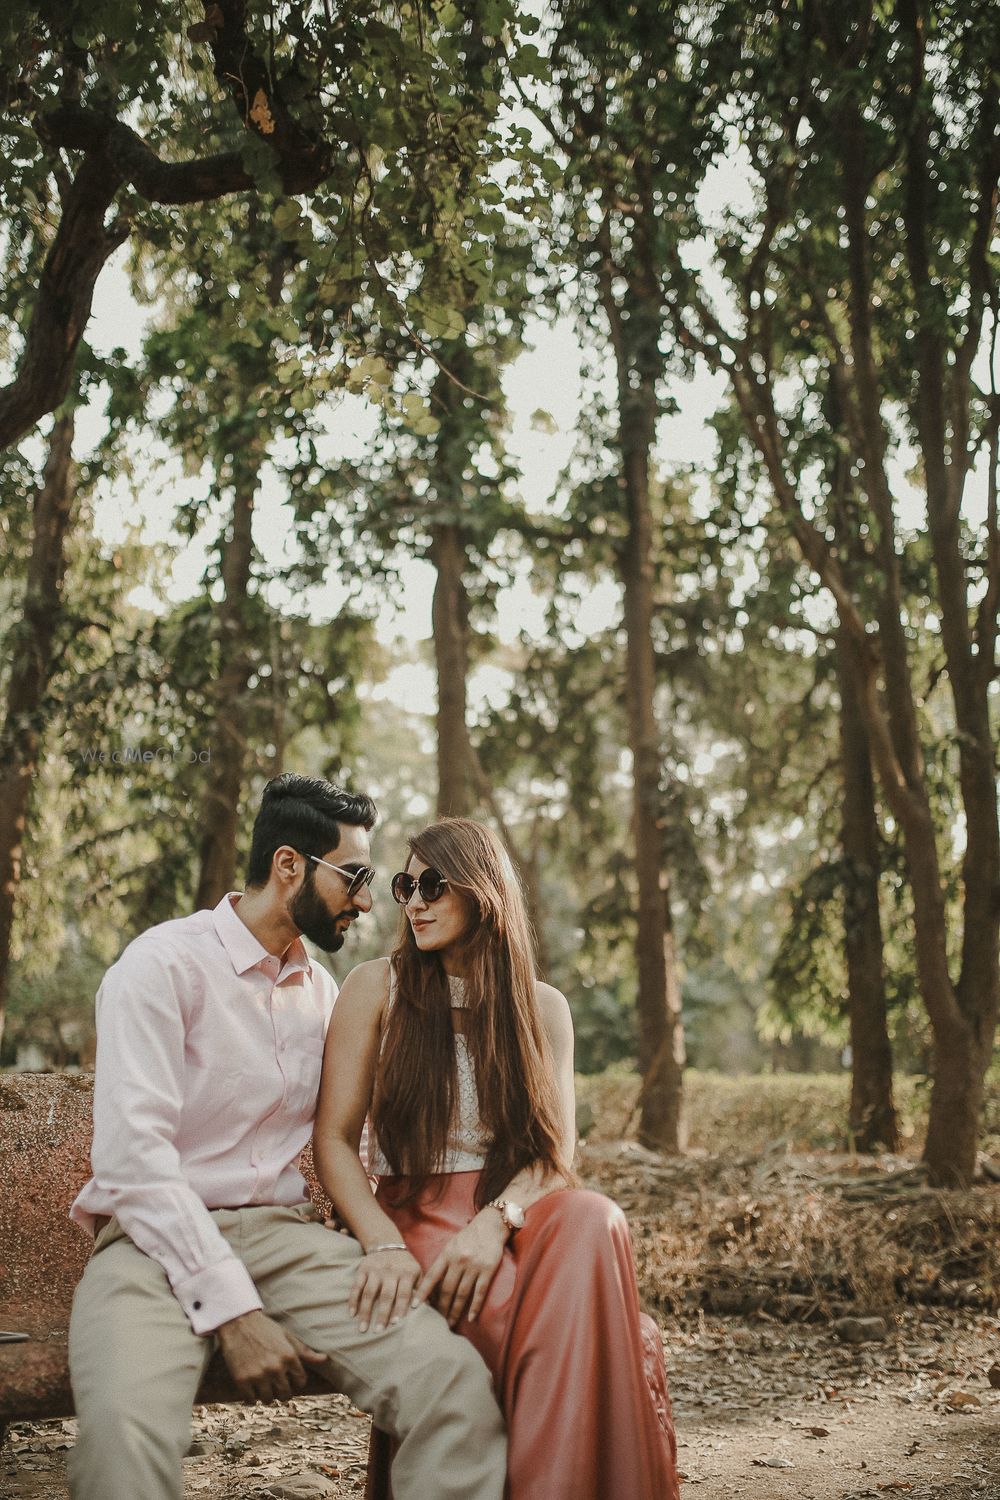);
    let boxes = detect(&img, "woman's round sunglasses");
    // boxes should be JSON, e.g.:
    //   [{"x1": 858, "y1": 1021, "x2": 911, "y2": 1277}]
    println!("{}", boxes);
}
[{"x1": 391, "y1": 869, "x2": 451, "y2": 905}]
